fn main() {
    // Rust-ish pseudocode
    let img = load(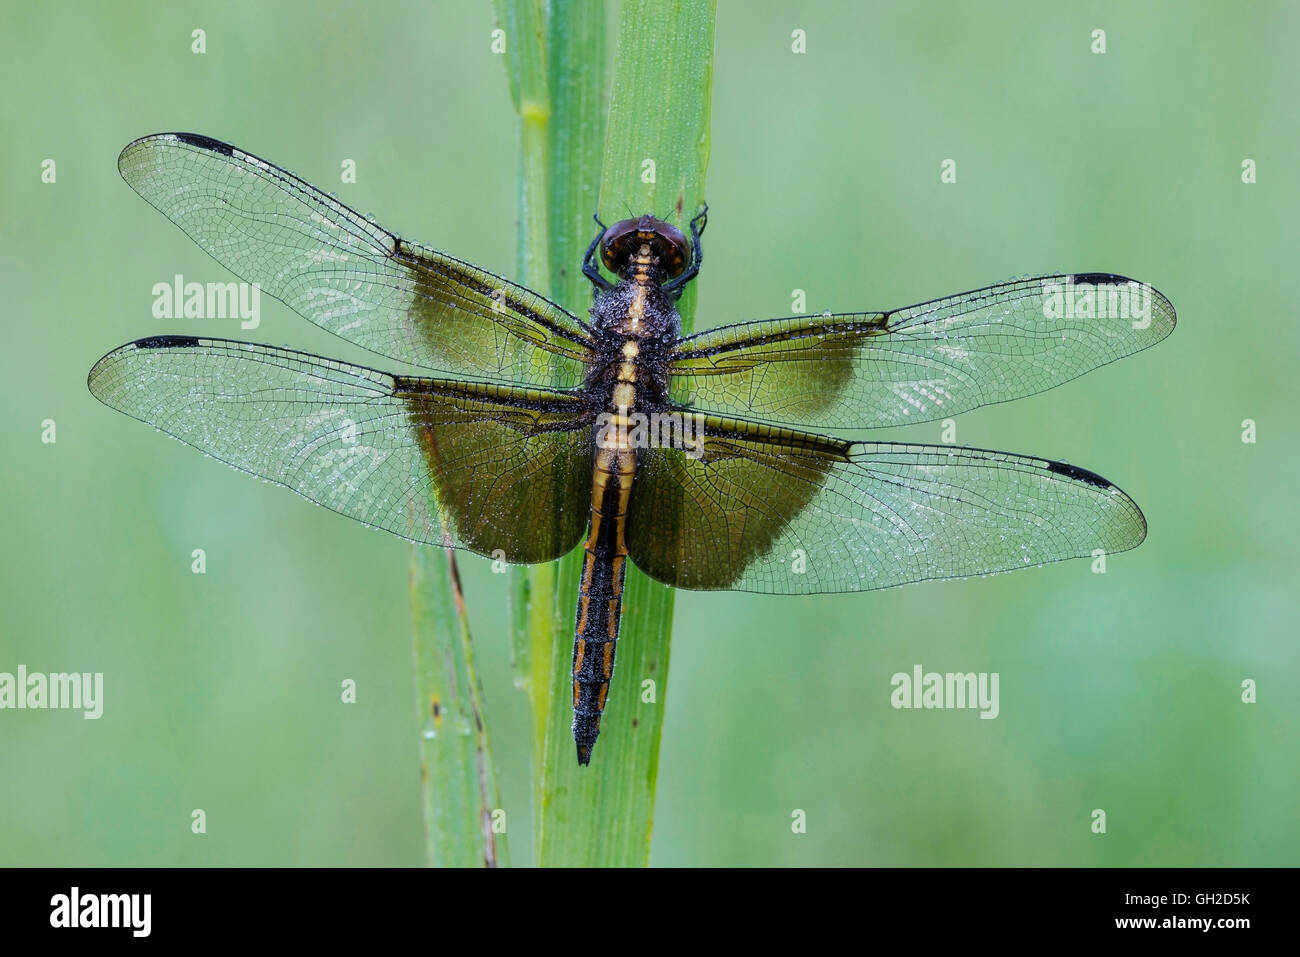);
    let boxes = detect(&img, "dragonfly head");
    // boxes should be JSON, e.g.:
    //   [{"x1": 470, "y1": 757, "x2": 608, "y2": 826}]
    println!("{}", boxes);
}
[{"x1": 600, "y1": 215, "x2": 690, "y2": 281}]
